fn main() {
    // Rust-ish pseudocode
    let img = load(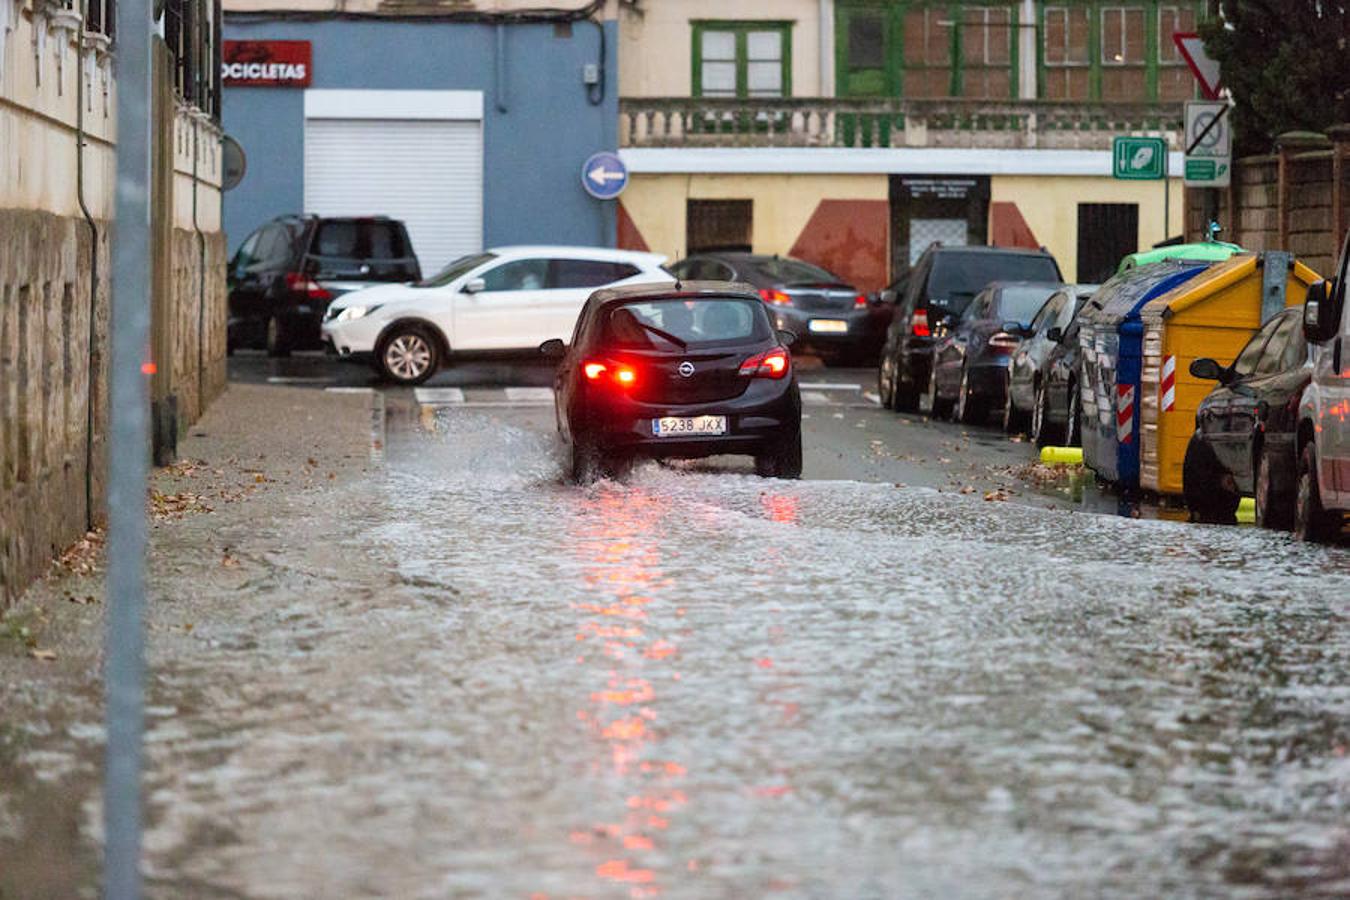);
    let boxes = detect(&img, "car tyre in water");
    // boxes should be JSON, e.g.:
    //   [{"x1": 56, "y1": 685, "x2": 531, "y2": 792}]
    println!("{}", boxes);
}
[
  {"x1": 1293, "y1": 442, "x2": 1339, "y2": 542},
  {"x1": 1183, "y1": 436, "x2": 1240, "y2": 524},
  {"x1": 755, "y1": 428, "x2": 803, "y2": 479},
  {"x1": 265, "y1": 315, "x2": 291, "y2": 358},
  {"x1": 1065, "y1": 381, "x2": 1082, "y2": 448},
  {"x1": 377, "y1": 324, "x2": 439, "y2": 386},
  {"x1": 1032, "y1": 380, "x2": 1063, "y2": 448},
  {"x1": 956, "y1": 367, "x2": 987, "y2": 425},
  {"x1": 1254, "y1": 444, "x2": 1293, "y2": 531}
]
